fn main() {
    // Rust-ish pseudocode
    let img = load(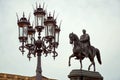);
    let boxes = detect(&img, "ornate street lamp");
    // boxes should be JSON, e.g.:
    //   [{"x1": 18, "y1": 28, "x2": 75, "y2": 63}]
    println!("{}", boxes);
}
[{"x1": 17, "y1": 3, "x2": 61, "y2": 80}]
